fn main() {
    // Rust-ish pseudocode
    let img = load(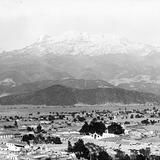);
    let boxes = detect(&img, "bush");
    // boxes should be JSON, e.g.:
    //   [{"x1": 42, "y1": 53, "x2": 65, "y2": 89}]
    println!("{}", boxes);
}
[{"x1": 141, "y1": 119, "x2": 150, "y2": 125}]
